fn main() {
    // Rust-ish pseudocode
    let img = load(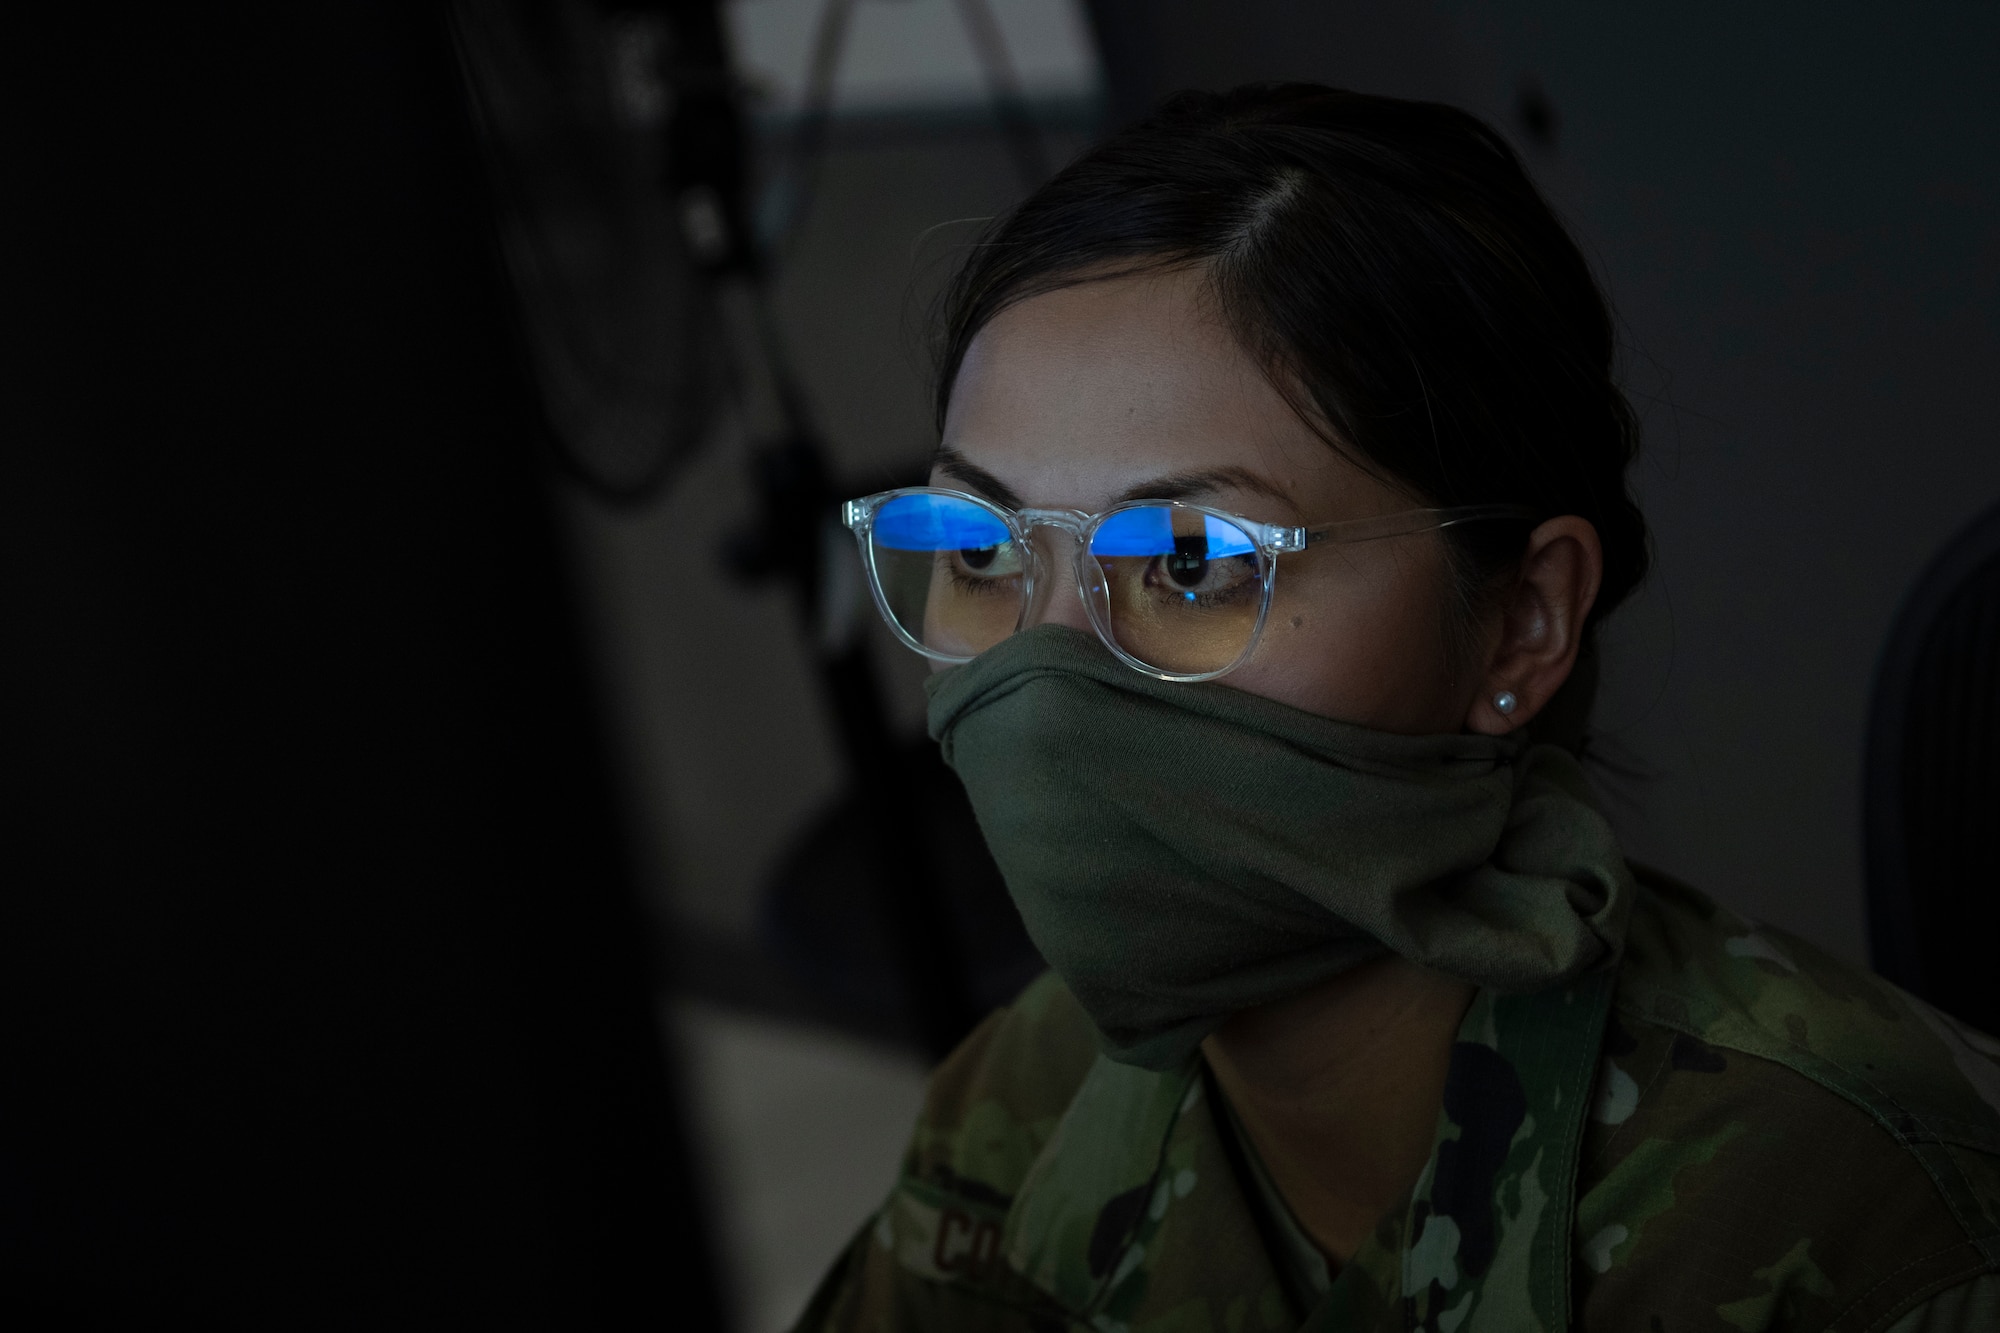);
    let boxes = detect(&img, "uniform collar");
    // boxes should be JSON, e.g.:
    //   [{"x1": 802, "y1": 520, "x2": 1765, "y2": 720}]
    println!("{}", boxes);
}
[
  {"x1": 1000, "y1": 1045, "x2": 1201, "y2": 1309},
  {"x1": 999, "y1": 970, "x2": 1617, "y2": 1331}
]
